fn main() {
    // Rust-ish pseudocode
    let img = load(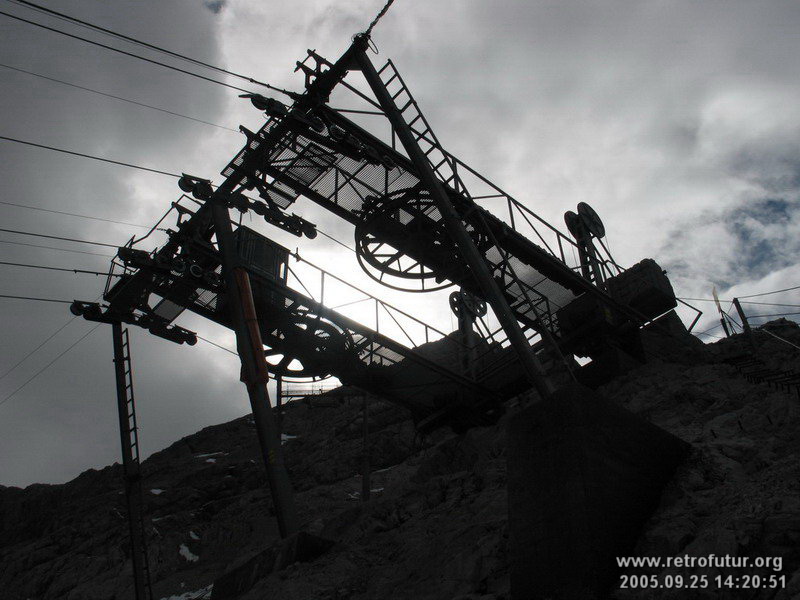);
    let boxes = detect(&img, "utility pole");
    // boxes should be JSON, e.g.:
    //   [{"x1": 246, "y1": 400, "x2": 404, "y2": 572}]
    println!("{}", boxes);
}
[
  {"x1": 353, "y1": 36, "x2": 555, "y2": 401},
  {"x1": 732, "y1": 297, "x2": 757, "y2": 353}
]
